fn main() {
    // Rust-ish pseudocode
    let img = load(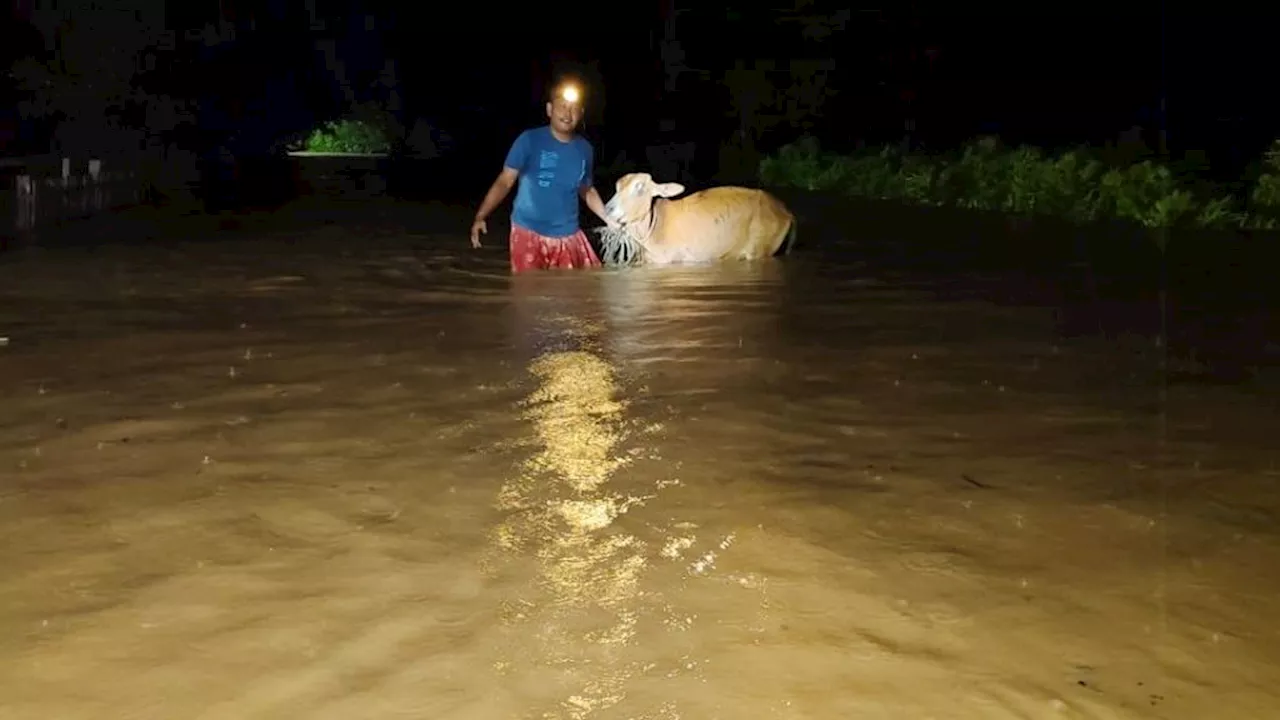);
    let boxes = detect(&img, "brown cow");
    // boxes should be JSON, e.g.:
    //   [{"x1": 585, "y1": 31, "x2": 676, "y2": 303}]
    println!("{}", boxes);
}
[{"x1": 599, "y1": 173, "x2": 796, "y2": 267}]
